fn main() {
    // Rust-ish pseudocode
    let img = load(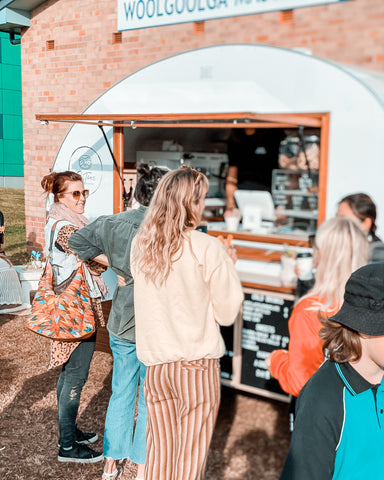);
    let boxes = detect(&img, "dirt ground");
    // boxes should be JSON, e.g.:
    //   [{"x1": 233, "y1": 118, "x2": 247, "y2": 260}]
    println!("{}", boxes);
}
[{"x1": 0, "y1": 312, "x2": 290, "y2": 480}]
